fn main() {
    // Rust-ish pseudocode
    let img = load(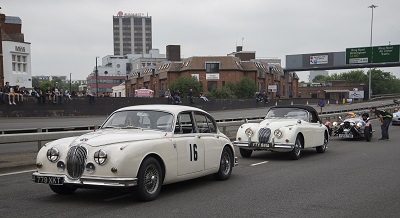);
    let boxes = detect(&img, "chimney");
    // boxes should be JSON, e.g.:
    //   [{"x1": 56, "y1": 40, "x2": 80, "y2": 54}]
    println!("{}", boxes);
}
[
  {"x1": 236, "y1": 46, "x2": 242, "y2": 52},
  {"x1": 166, "y1": 45, "x2": 181, "y2": 61}
]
